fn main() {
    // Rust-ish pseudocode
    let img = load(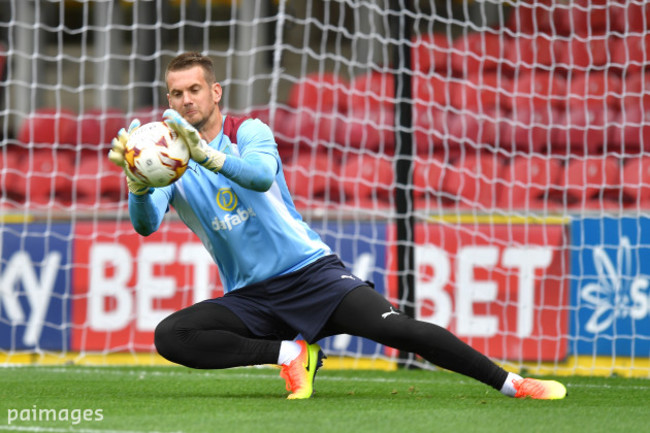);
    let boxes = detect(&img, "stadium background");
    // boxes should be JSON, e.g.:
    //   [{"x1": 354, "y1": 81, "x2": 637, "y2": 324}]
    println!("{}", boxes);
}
[{"x1": 0, "y1": 0, "x2": 649, "y2": 378}]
